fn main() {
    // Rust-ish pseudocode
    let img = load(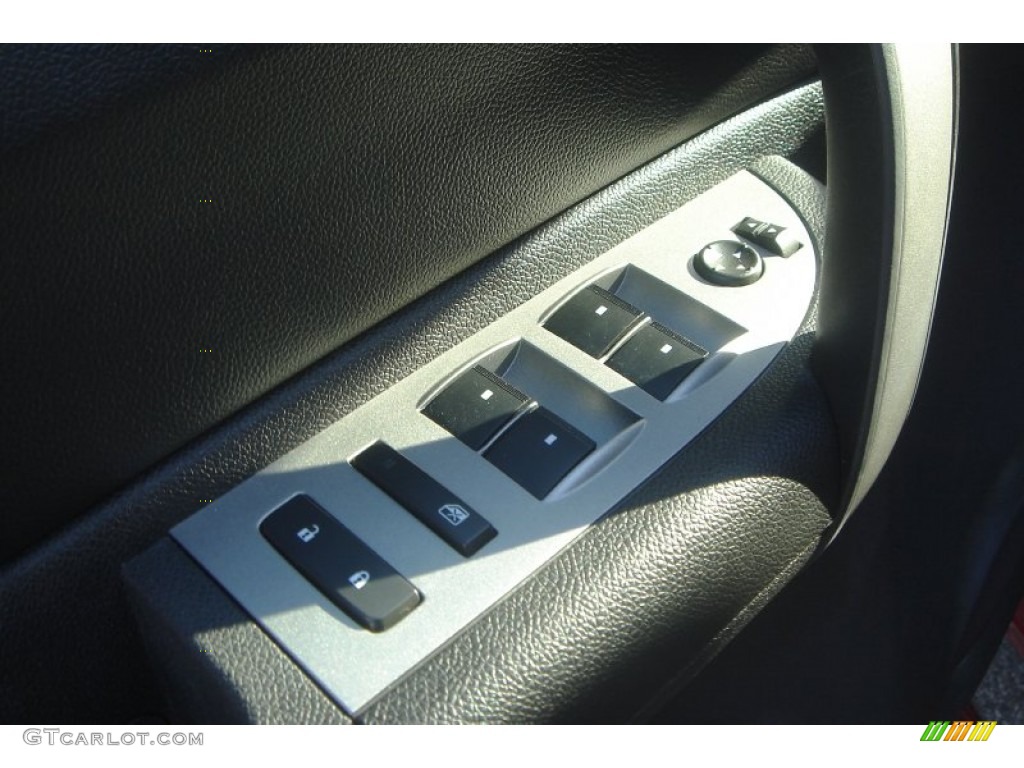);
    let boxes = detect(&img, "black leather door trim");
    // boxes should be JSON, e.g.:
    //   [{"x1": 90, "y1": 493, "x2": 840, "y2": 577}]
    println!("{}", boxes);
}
[
  {"x1": 0, "y1": 44, "x2": 818, "y2": 562},
  {"x1": 0, "y1": 81, "x2": 827, "y2": 723}
]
